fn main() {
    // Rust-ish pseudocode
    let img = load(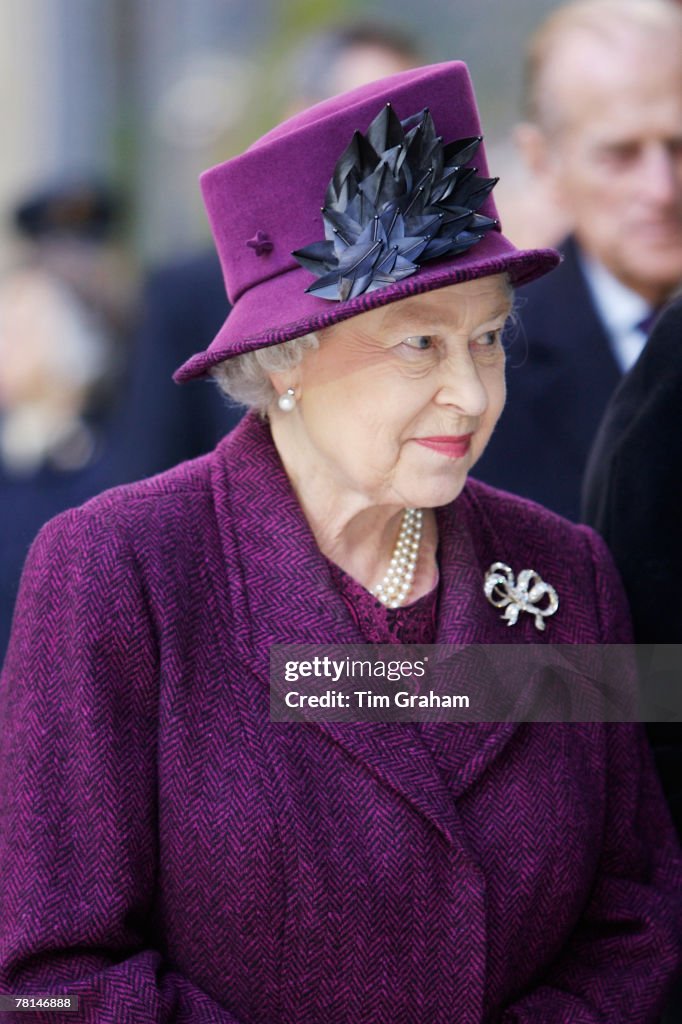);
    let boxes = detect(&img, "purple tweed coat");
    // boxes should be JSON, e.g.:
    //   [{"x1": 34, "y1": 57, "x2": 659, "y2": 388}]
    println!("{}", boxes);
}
[{"x1": 0, "y1": 412, "x2": 680, "y2": 1024}]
